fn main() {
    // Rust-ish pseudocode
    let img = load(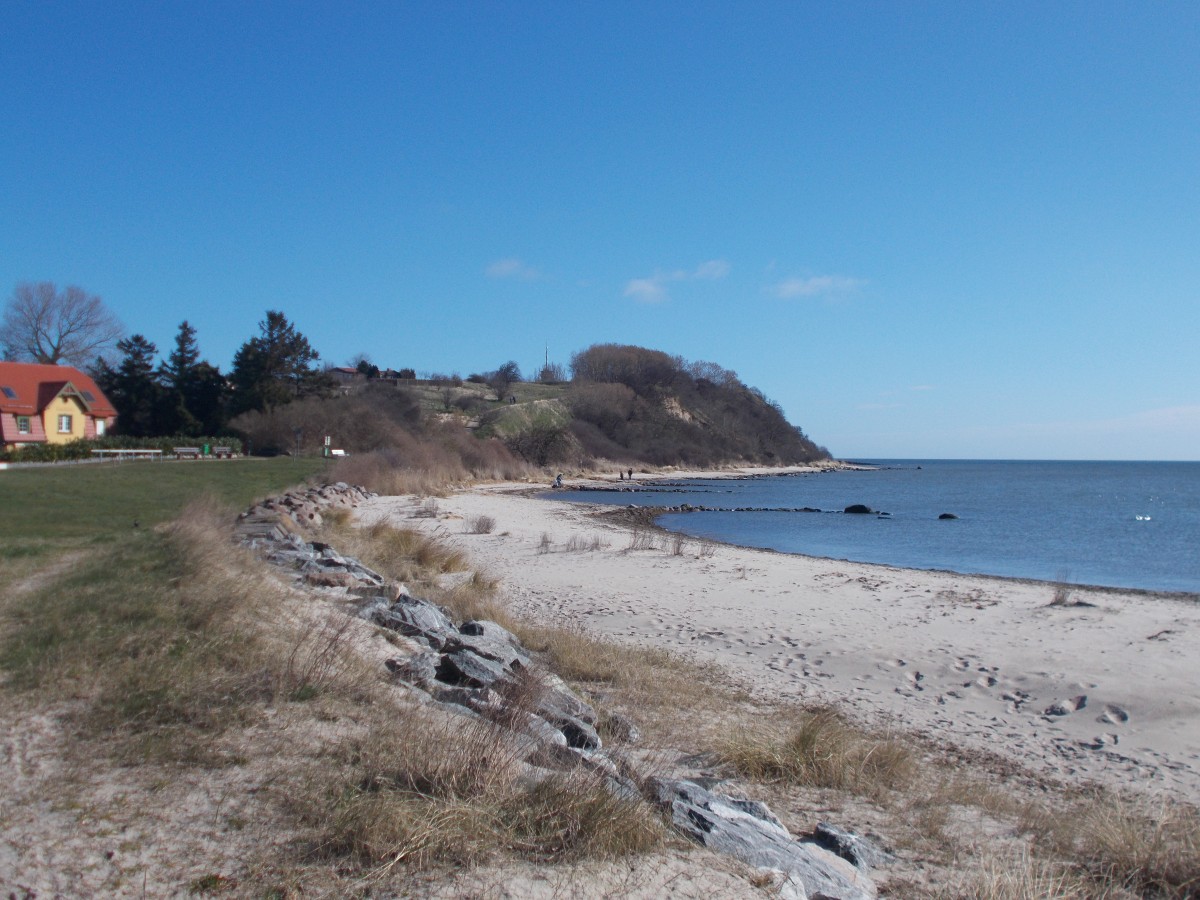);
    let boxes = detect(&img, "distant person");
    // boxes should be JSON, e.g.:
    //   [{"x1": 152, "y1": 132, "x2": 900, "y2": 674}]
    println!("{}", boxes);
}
[
  {"x1": 619, "y1": 471, "x2": 625, "y2": 481},
  {"x1": 554, "y1": 473, "x2": 563, "y2": 488},
  {"x1": 627, "y1": 468, "x2": 633, "y2": 481}
]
